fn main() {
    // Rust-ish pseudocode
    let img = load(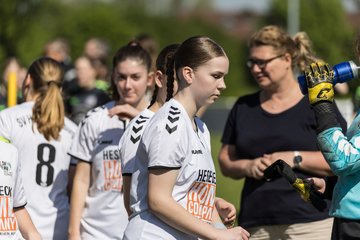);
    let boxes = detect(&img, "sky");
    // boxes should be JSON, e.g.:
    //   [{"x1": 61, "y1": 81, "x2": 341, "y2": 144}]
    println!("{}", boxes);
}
[
  {"x1": 212, "y1": 0, "x2": 271, "y2": 13},
  {"x1": 211, "y1": 0, "x2": 358, "y2": 13}
]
